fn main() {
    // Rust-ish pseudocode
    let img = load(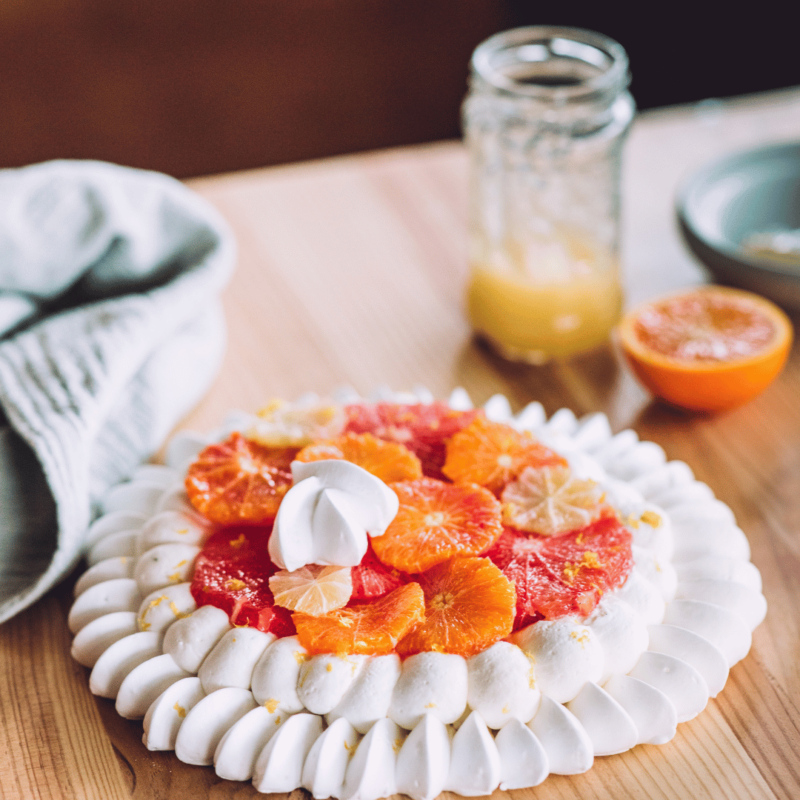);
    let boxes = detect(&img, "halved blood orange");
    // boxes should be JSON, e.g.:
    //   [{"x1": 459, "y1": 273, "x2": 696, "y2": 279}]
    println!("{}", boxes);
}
[
  {"x1": 618, "y1": 286, "x2": 793, "y2": 412},
  {"x1": 344, "y1": 402, "x2": 481, "y2": 479},
  {"x1": 442, "y1": 416, "x2": 567, "y2": 495},
  {"x1": 396, "y1": 556, "x2": 516, "y2": 658},
  {"x1": 371, "y1": 478, "x2": 503, "y2": 574},
  {"x1": 293, "y1": 582, "x2": 425, "y2": 656},
  {"x1": 185, "y1": 433, "x2": 297, "y2": 525},
  {"x1": 295, "y1": 432, "x2": 422, "y2": 483}
]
